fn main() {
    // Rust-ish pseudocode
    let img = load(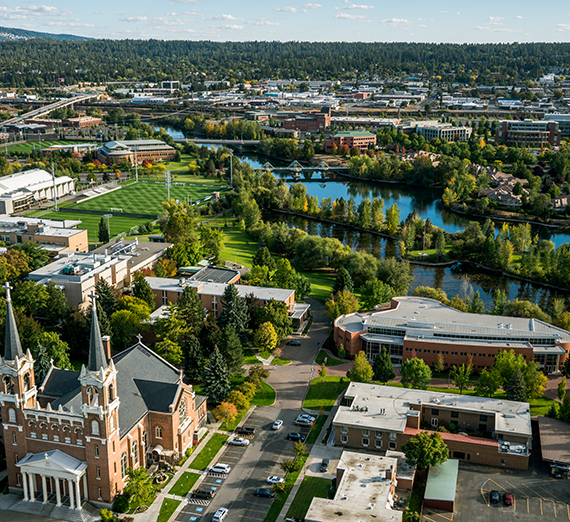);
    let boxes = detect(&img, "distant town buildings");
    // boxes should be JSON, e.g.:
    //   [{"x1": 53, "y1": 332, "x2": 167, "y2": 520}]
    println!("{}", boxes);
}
[
  {"x1": 410, "y1": 122, "x2": 473, "y2": 142},
  {"x1": 495, "y1": 119, "x2": 561, "y2": 147},
  {"x1": 545, "y1": 113, "x2": 570, "y2": 138}
]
